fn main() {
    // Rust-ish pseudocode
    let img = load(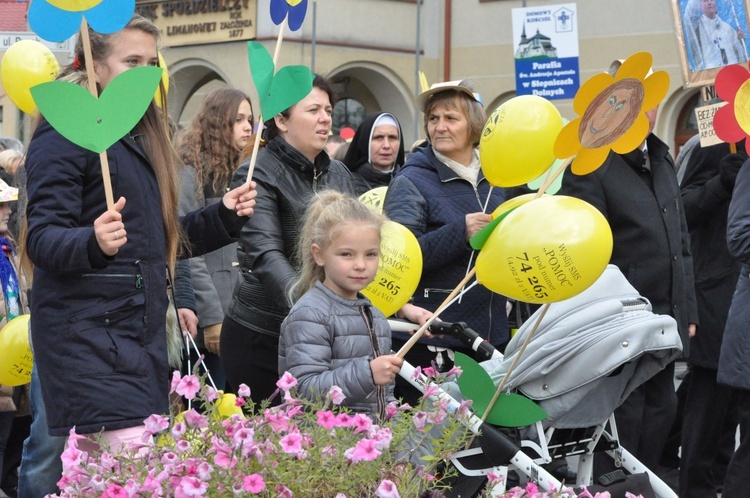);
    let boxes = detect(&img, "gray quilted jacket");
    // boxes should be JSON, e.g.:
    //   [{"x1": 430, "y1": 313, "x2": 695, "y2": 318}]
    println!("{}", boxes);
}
[{"x1": 279, "y1": 281, "x2": 395, "y2": 417}]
